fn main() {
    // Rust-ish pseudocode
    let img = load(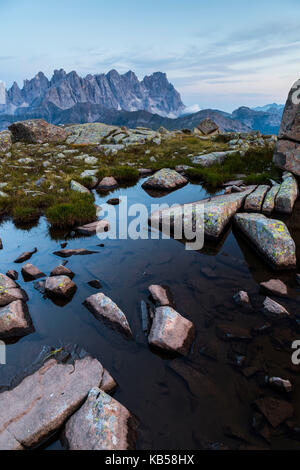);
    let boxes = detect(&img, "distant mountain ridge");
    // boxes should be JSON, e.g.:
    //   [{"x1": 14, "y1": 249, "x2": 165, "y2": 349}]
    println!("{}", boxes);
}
[{"x1": 0, "y1": 69, "x2": 284, "y2": 135}]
